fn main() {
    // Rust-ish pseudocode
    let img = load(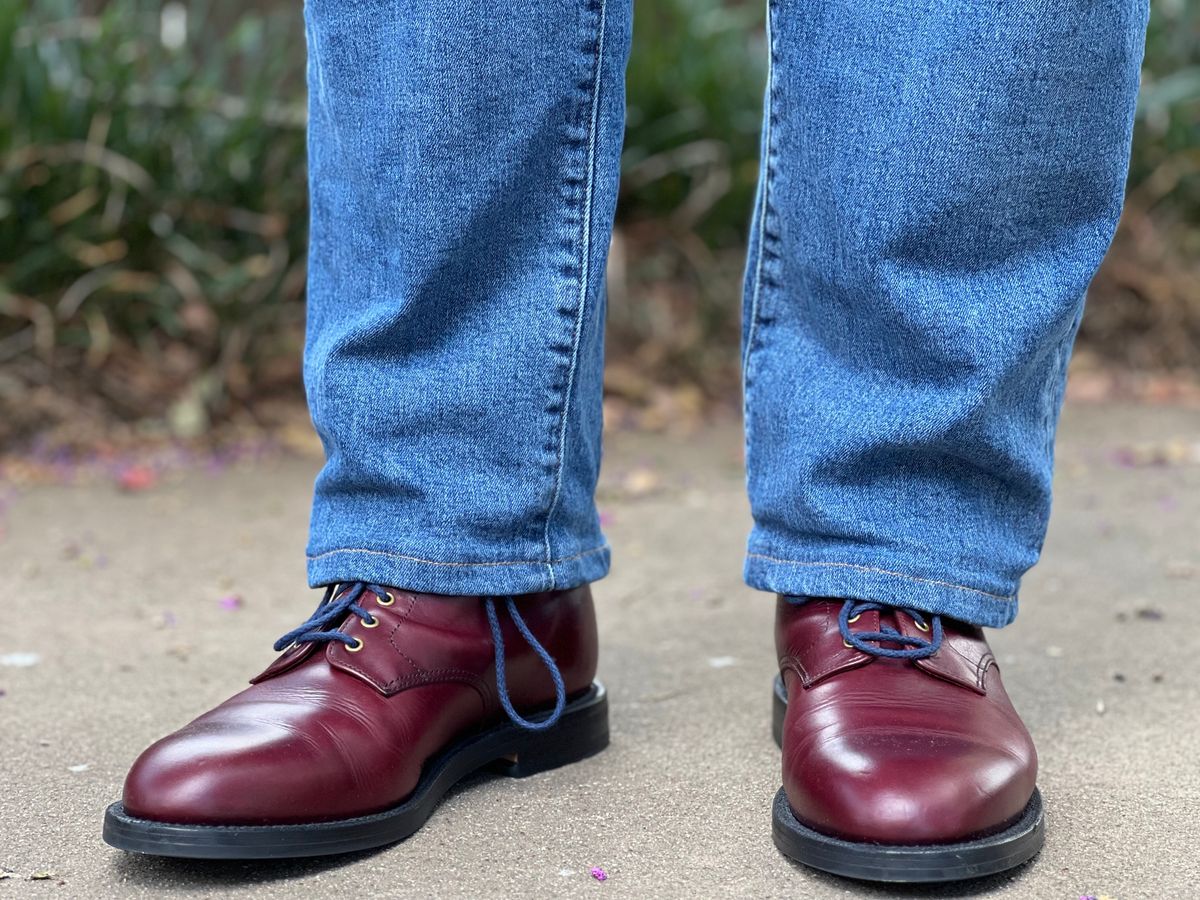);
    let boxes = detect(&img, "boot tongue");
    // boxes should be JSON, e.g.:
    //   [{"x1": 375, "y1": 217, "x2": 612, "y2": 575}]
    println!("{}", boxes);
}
[{"x1": 877, "y1": 608, "x2": 911, "y2": 655}]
